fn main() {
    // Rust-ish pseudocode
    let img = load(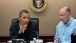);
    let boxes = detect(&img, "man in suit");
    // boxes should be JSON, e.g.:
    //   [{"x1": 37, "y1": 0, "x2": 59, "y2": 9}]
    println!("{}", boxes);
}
[{"x1": 9, "y1": 10, "x2": 37, "y2": 43}]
